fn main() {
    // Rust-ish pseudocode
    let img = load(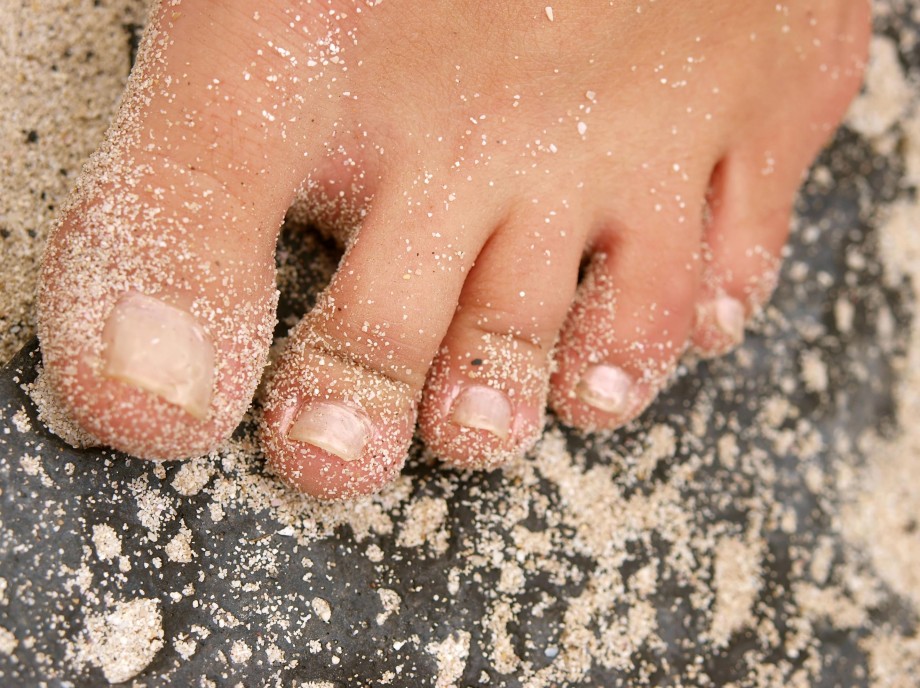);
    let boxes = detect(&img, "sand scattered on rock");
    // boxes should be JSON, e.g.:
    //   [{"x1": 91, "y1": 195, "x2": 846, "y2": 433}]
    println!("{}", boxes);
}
[{"x1": 75, "y1": 598, "x2": 164, "y2": 685}]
